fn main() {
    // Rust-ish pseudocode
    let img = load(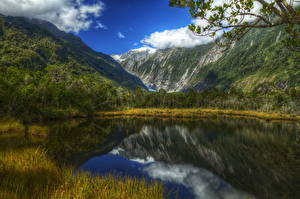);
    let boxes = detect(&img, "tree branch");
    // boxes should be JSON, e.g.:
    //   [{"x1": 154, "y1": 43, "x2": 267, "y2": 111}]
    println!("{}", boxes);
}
[
  {"x1": 237, "y1": 12, "x2": 272, "y2": 25},
  {"x1": 255, "y1": 0, "x2": 284, "y2": 17}
]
